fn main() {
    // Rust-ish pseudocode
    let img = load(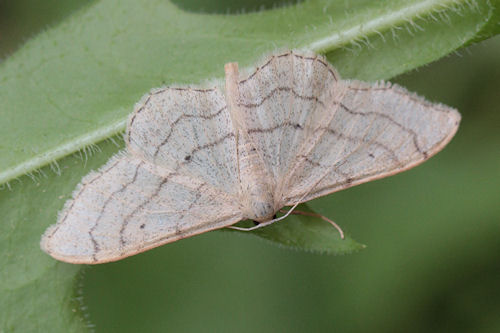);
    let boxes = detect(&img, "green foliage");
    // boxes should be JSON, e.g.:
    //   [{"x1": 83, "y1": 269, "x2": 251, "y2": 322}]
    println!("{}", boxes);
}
[
  {"x1": 228, "y1": 204, "x2": 366, "y2": 254},
  {"x1": 2, "y1": 0, "x2": 499, "y2": 183},
  {"x1": 0, "y1": 0, "x2": 499, "y2": 331}
]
